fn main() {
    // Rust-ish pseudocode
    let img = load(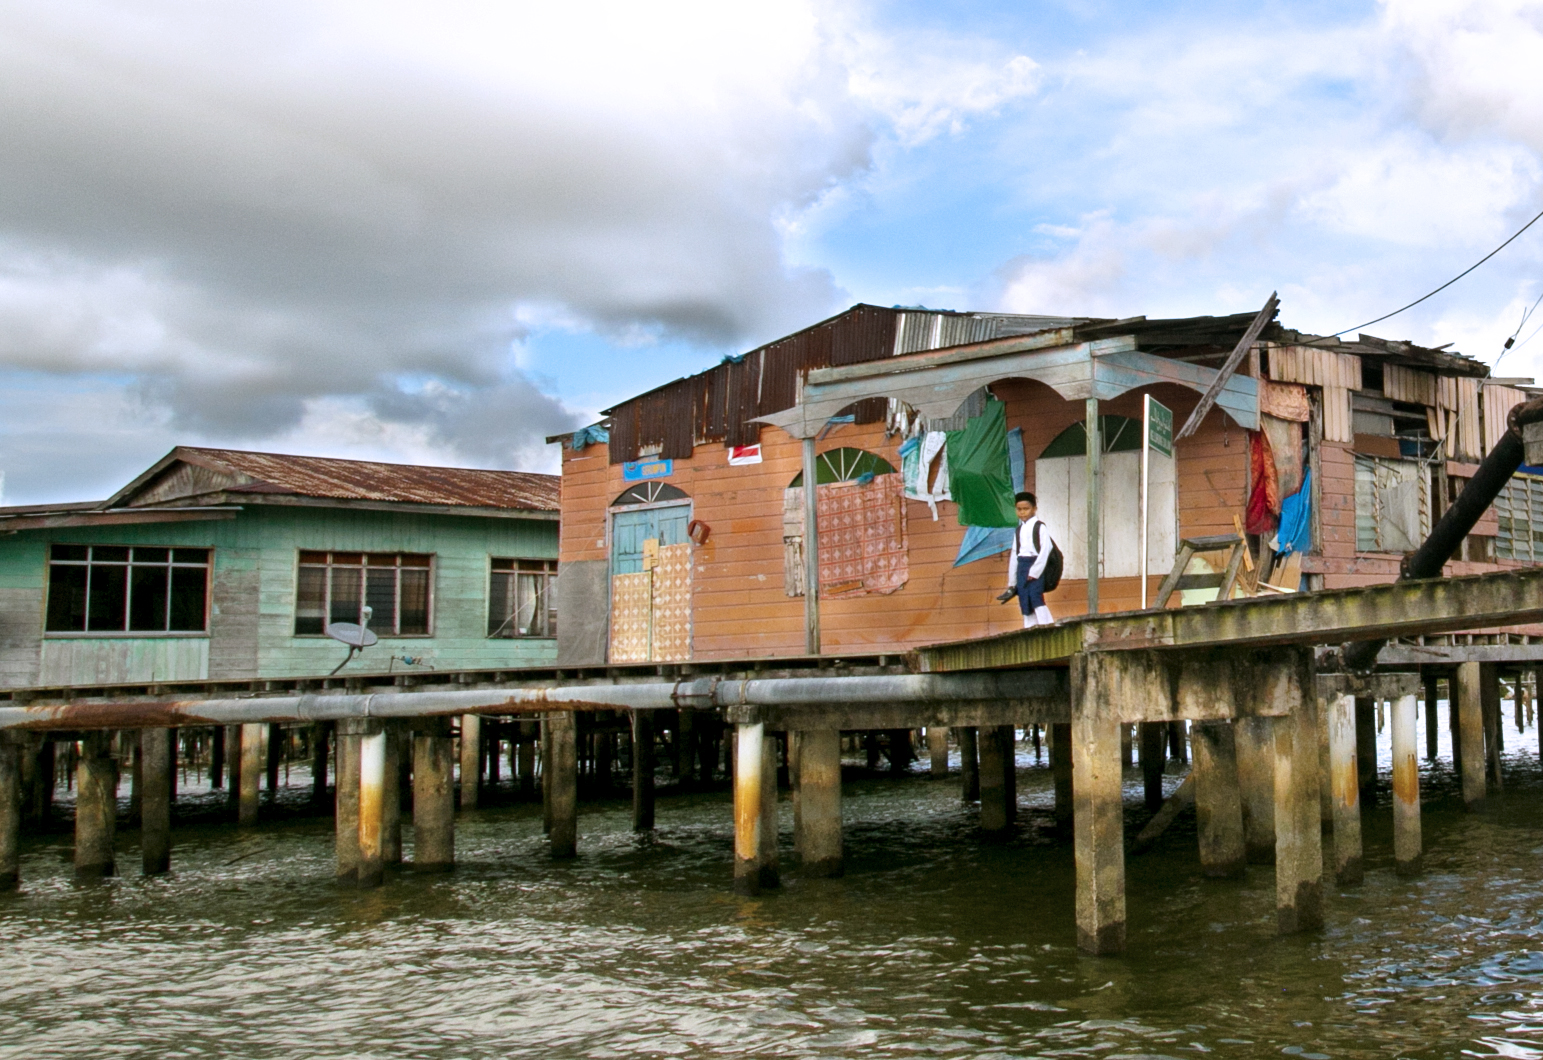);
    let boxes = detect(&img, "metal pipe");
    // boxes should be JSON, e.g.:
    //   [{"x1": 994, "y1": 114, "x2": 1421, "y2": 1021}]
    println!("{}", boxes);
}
[
  {"x1": 0, "y1": 672, "x2": 1064, "y2": 731},
  {"x1": 802, "y1": 436, "x2": 820, "y2": 655}
]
